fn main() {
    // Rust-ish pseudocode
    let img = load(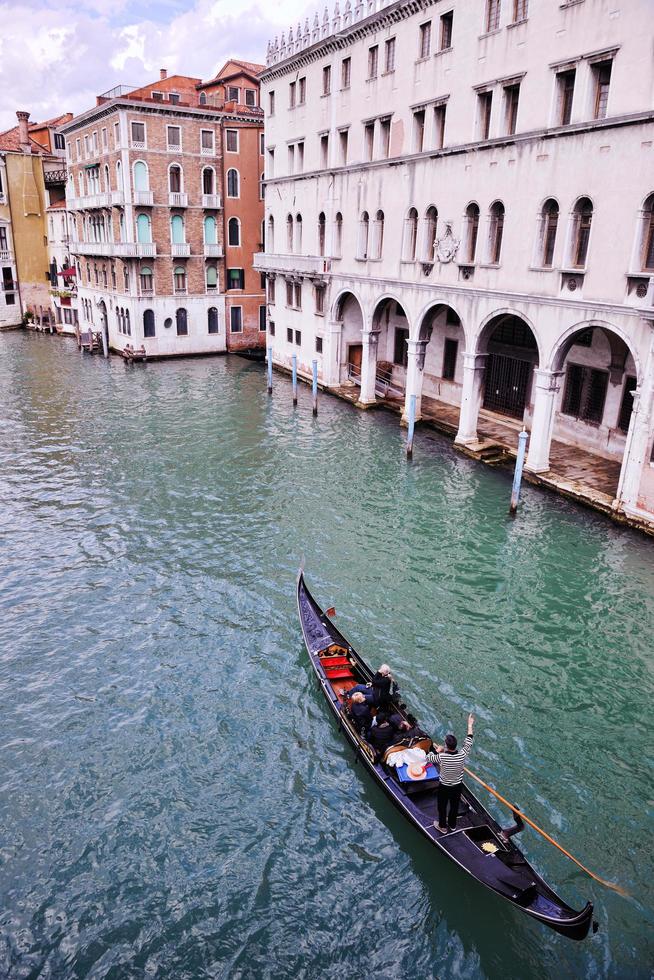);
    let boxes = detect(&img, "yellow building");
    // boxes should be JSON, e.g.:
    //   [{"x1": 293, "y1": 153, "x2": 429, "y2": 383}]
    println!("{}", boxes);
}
[{"x1": 0, "y1": 111, "x2": 71, "y2": 327}]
